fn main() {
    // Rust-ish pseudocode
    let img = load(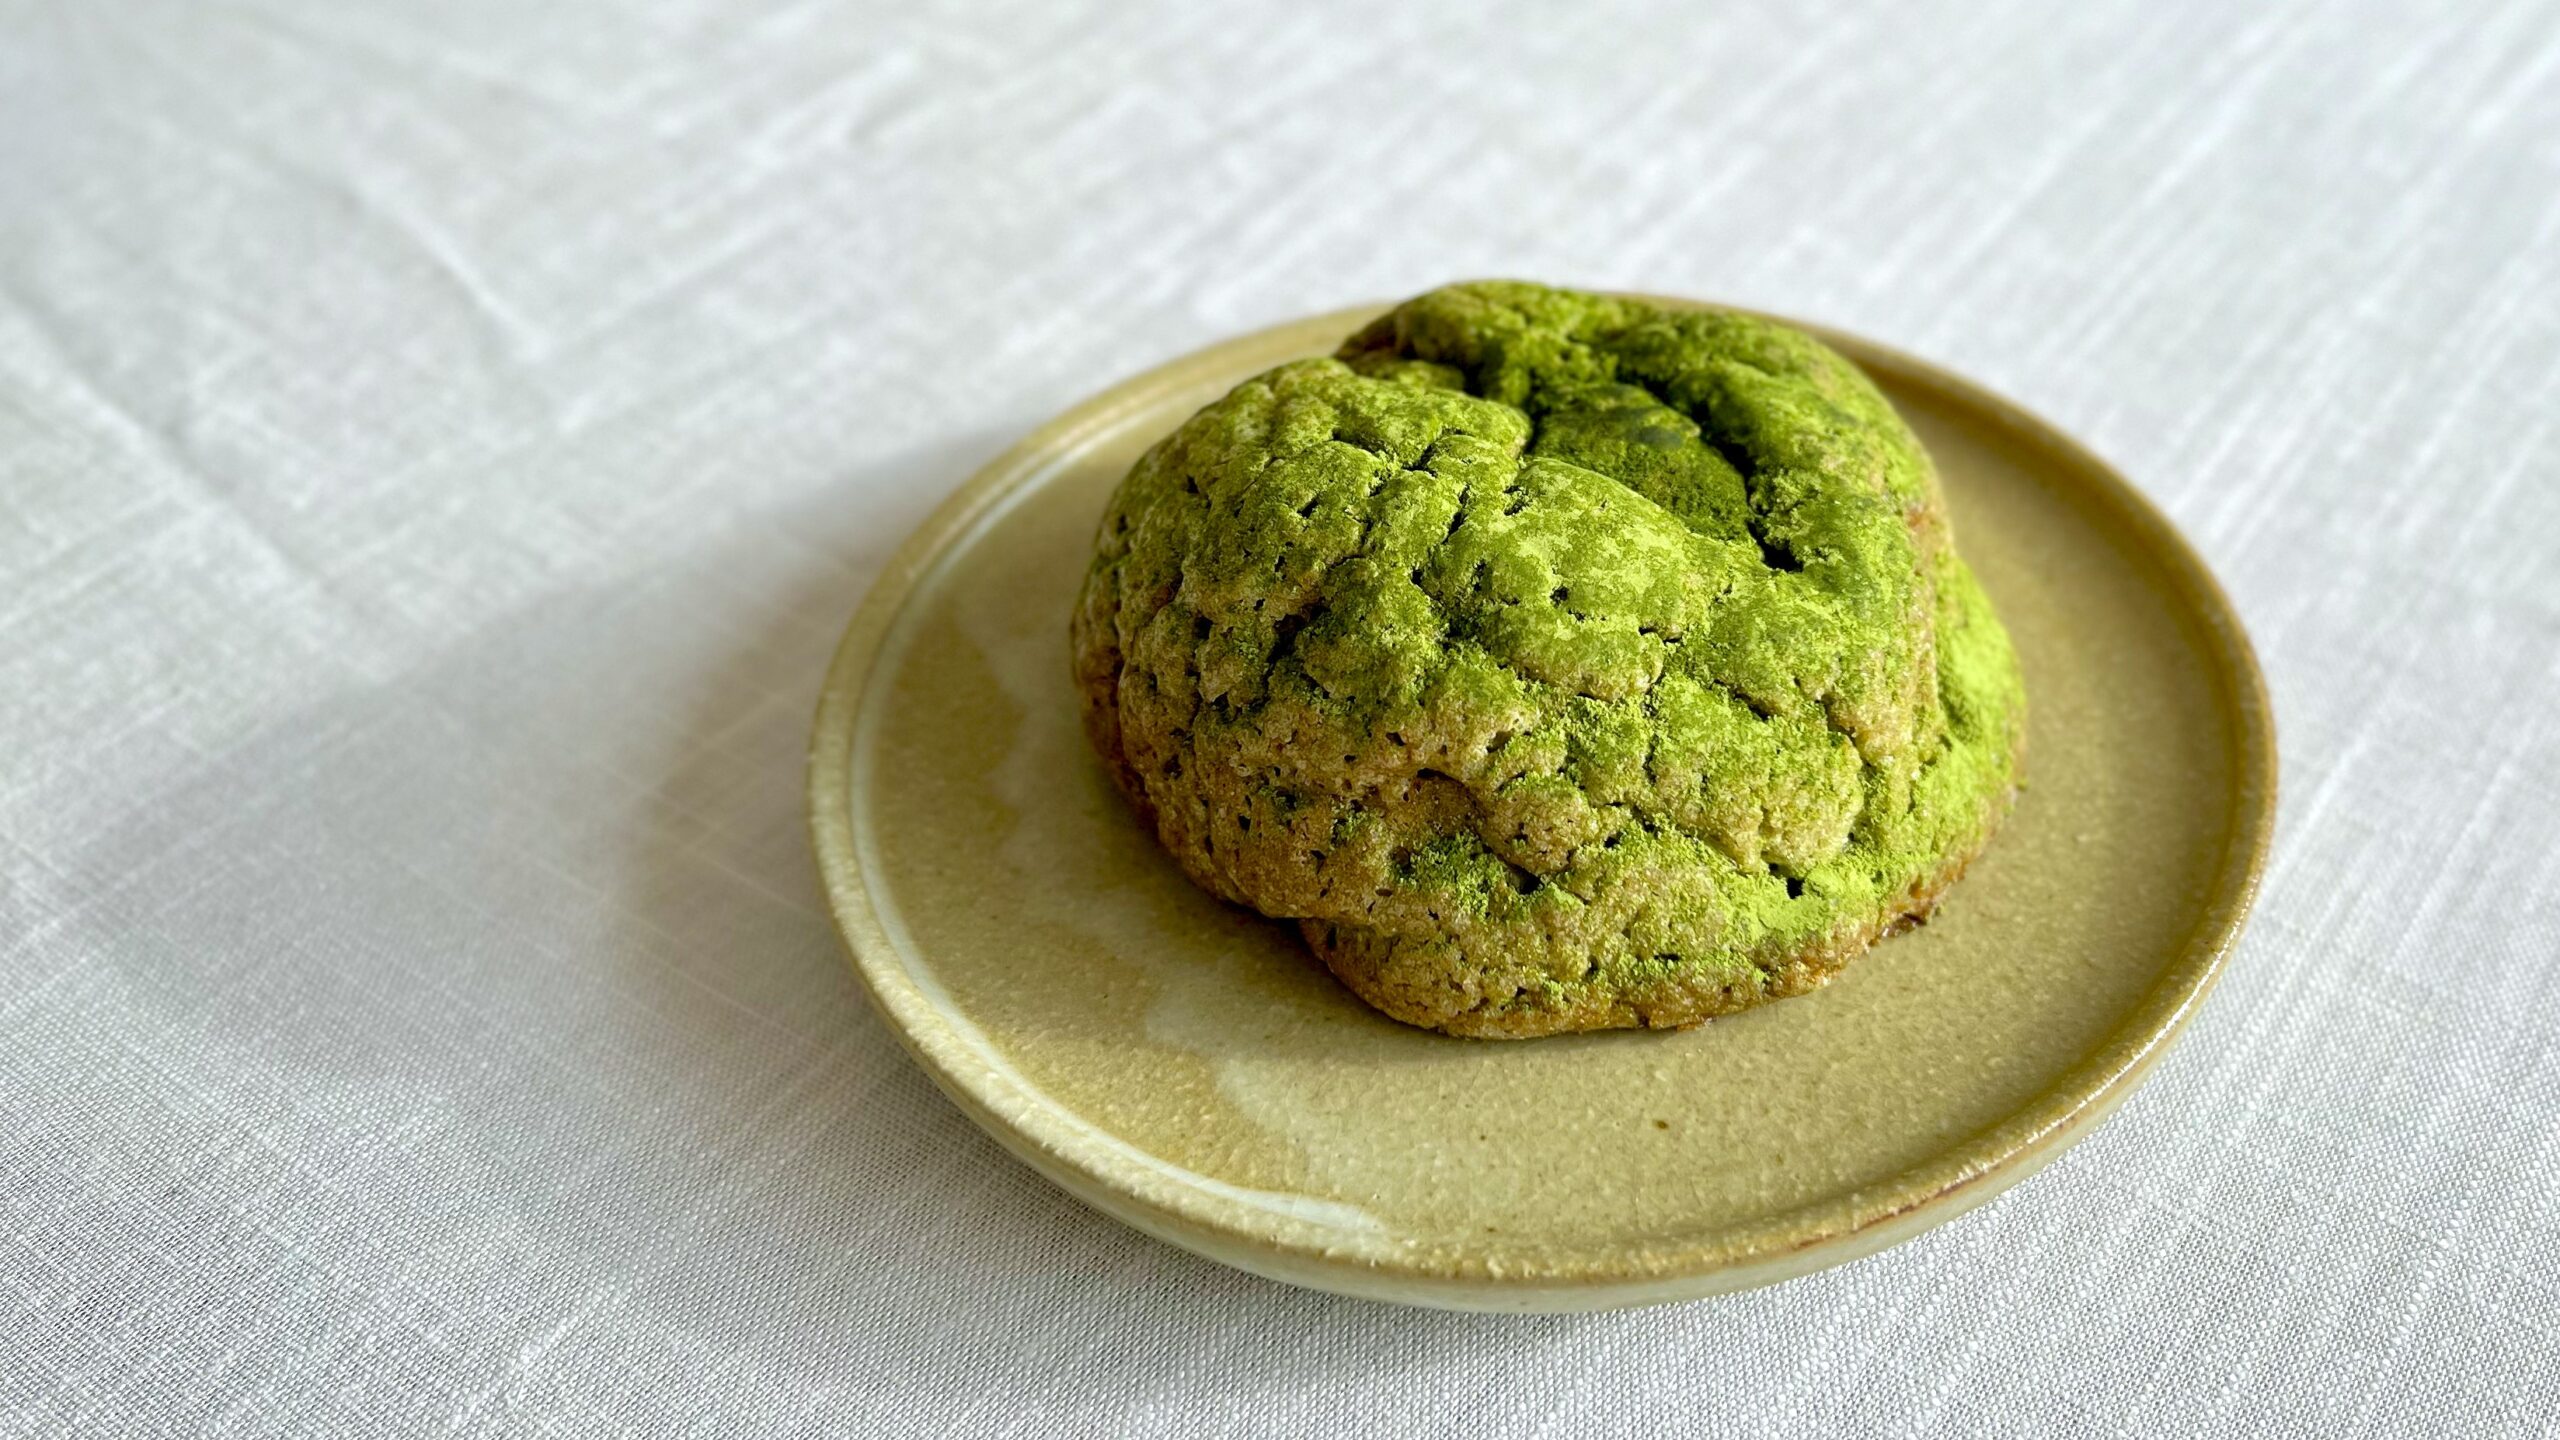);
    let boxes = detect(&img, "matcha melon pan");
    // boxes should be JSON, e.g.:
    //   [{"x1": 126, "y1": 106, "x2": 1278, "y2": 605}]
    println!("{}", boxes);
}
[{"x1": 1072, "y1": 284, "x2": 2026, "y2": 1038}]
